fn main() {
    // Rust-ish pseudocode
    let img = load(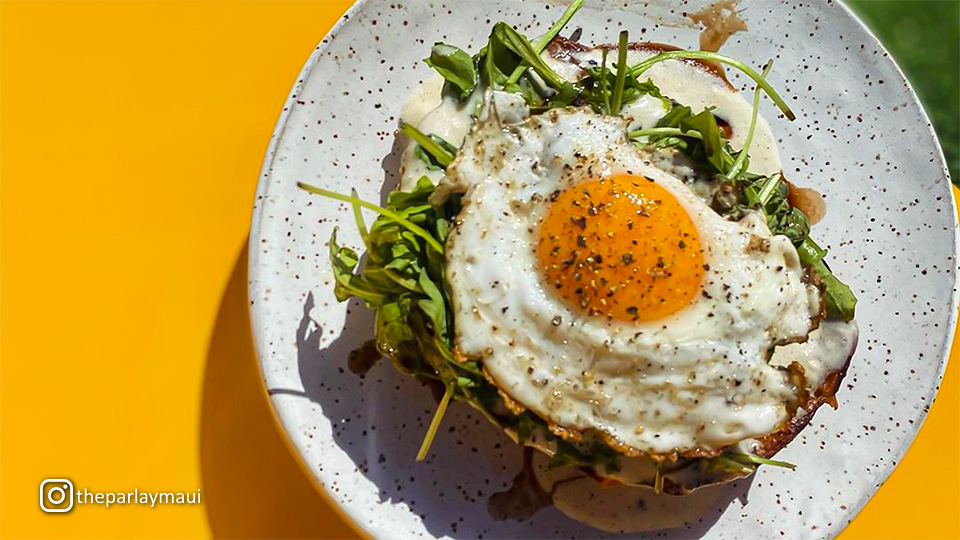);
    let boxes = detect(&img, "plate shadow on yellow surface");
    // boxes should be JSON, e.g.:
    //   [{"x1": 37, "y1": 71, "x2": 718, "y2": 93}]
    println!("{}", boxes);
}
[{"x1": 199, "y1": 243, "x2": 361, "y2": 539}]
